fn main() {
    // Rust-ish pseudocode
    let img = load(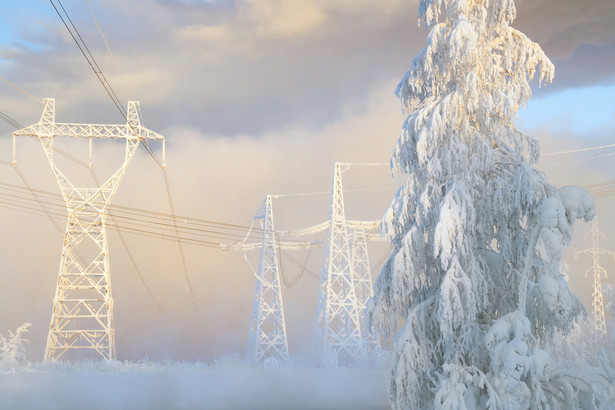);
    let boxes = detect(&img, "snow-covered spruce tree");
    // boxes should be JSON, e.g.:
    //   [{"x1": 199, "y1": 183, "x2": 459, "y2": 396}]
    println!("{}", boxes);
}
[{"x1": 368, "y1": 1, "x2": 605, "y2": 408}]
